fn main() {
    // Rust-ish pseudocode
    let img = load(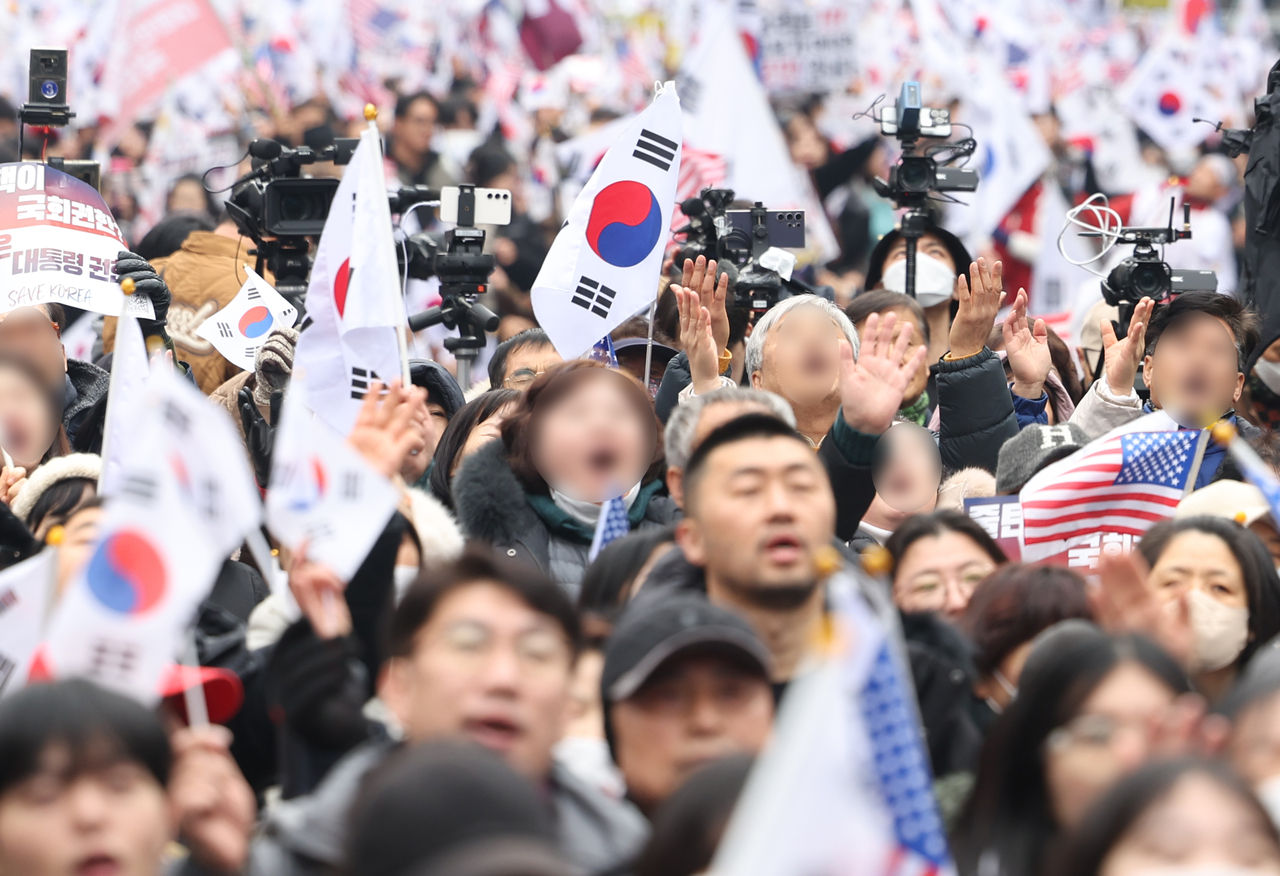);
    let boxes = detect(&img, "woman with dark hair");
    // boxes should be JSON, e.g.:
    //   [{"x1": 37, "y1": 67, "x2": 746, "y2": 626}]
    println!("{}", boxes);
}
[
  {"x1": 953, "y1": 627, "x2": 1193, "y2": 876},
  {"x1": 1057, "y1": 759, "x2": 1280, "y2": 876},
  {"x1": 578, "y1": 524, "x2": 678, "y2": 621},
  {"x1": 9, "y1": 452, "x2": 99, "y2": 540},
  {"x1": 0, "y1": 356, "x2": 72, "y2": 506},
  {"x1": 452, "y1": 361, "x2": 677, "y2": 593},
  {"x1": 427, "y1": 388, "x2": 520, "y2": 509},
  {"x1": 961, "y1": 564, "x2": 1093, "y2": 728},
  {"x1": 885, "y1": 510, "x2": 1008, "y2": 620},
  {"x1": 1138, "y1": 515, "x2": 1280, "y2": 703}
]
